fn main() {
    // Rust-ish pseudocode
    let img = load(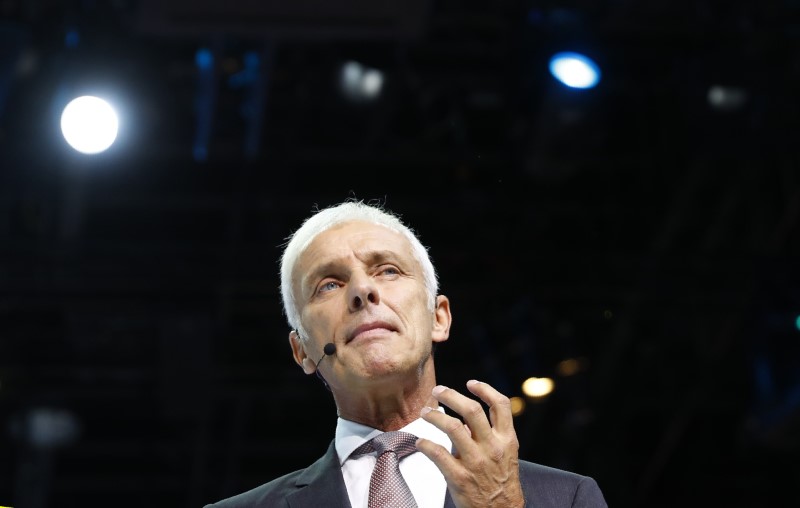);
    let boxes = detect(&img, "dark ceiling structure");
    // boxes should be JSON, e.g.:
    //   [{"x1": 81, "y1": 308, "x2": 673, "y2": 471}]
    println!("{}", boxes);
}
[{"x1": 1, "y1": 0, "x2": 799, "y2": 507}]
